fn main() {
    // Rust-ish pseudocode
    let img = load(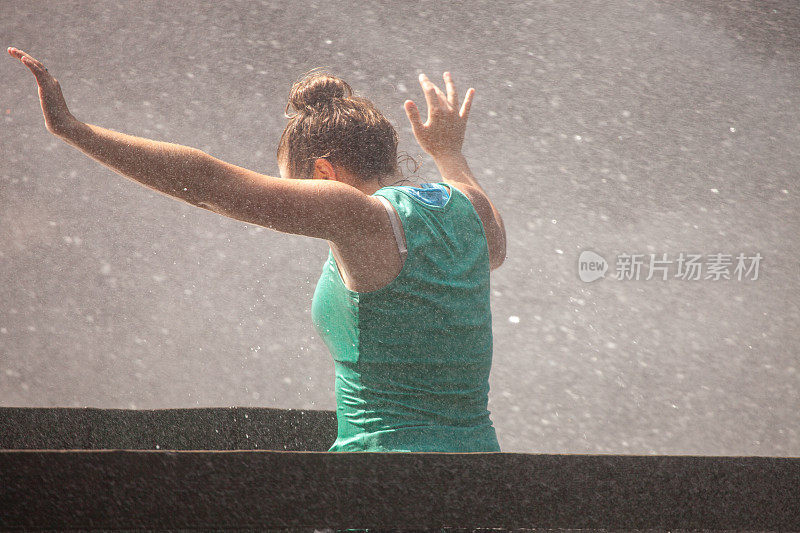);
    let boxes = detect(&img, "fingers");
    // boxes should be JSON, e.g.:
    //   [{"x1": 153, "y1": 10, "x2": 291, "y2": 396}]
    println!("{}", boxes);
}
[
  {"x1": 413, "y1": 71, "x2": 473, "y2": 124},
  {"x1": 8, "y1": 47, "x2": 33, "y2": 64},
  {"x1": 6, "y1": 46, "x2": 23, "y2": 59},
  {"x1": 422, "y1": 73, "x2": 449, "y2": 108},
  {"x1": 443, "y1": 72, "x2": 459, "y2": 108},
  {"x1": 460, "y1": 87, "x2": 474, "y2": 121},
  {"x1": 7, "y1": 47, "x2": 49, "y2": 79},
  {"x1": 418, "y1": 73, "x2": 437, "y2": 124},
  {"x1": 403, "y1": 99, "x2": 424, "y2": 134}
]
